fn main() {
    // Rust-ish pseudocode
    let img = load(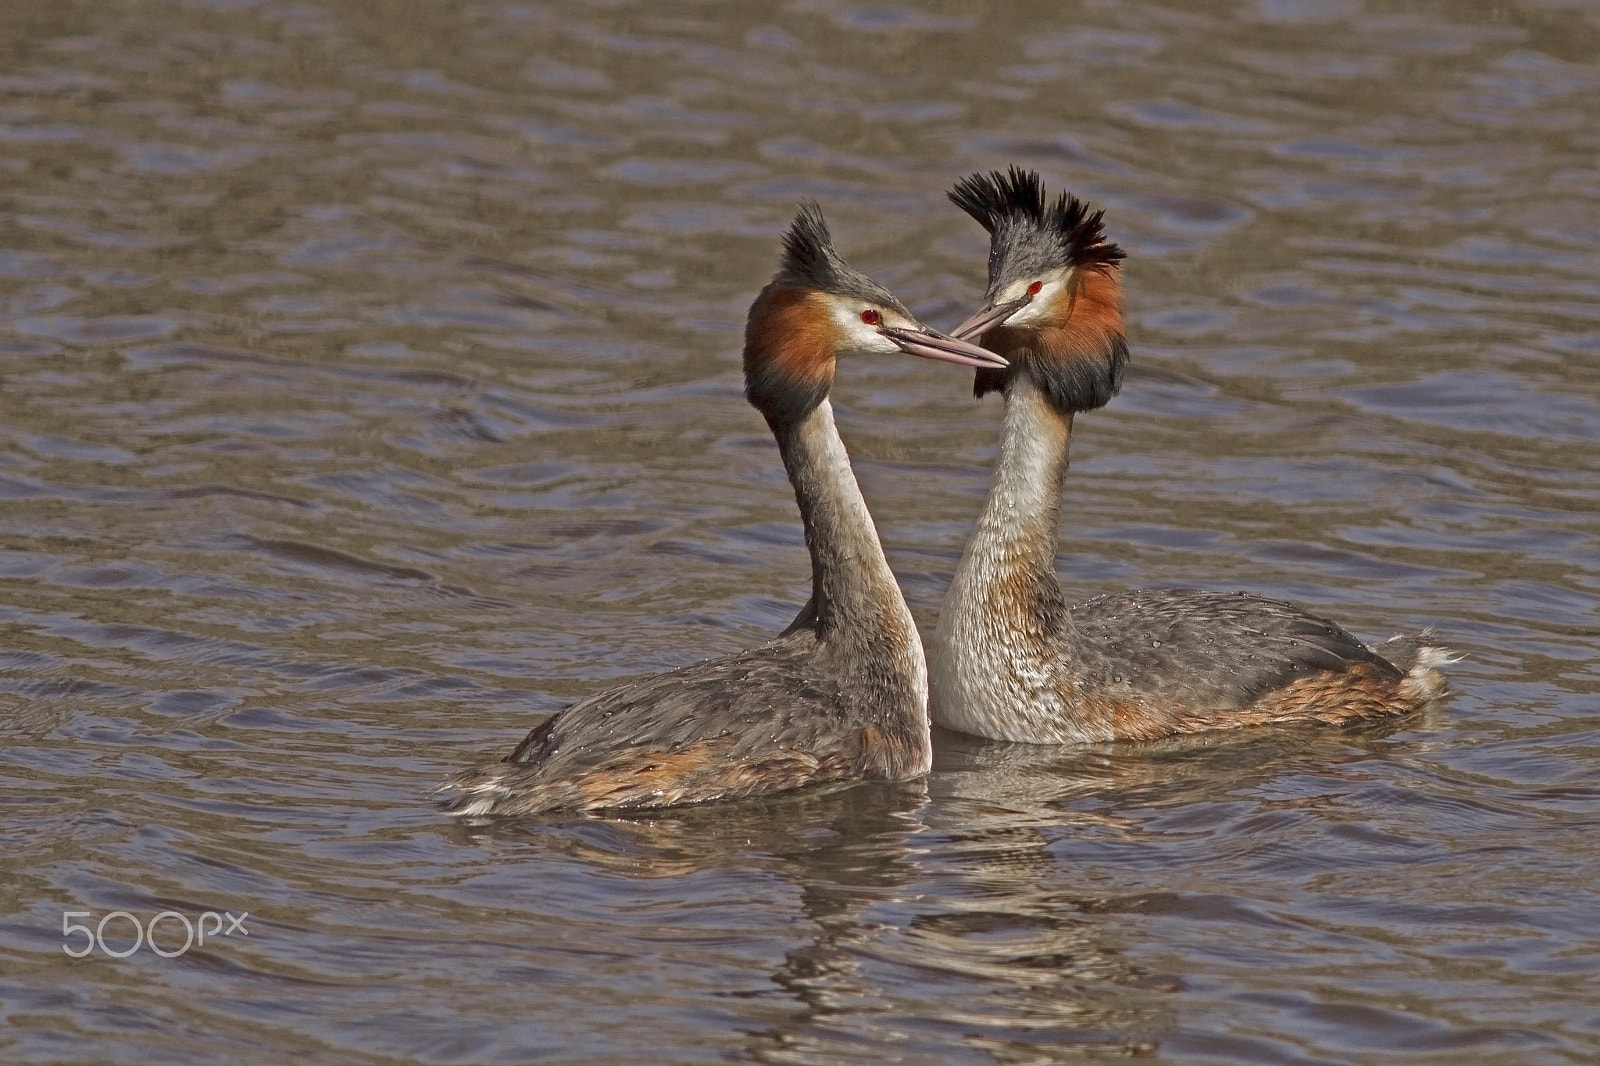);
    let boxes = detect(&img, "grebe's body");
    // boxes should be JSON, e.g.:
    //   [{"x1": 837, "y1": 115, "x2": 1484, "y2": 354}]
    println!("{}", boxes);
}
[
  {"x1": 929, "y1": 169, "x2": 1452, "y2": 745},
  {"x1": 440, "y1": 203, "x2": 1006, "y2": 814}
]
